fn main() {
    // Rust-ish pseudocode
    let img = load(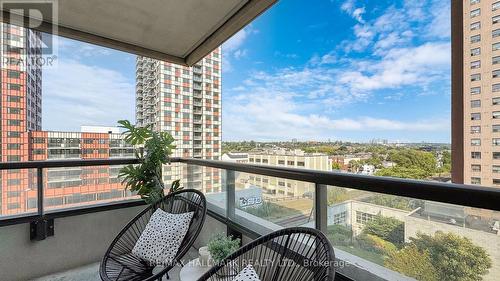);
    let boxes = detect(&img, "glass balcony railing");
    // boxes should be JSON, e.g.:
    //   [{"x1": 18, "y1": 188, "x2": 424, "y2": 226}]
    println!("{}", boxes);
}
[{"x1": 1, "y1": 157, "x2": 499, "y2": 281}]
